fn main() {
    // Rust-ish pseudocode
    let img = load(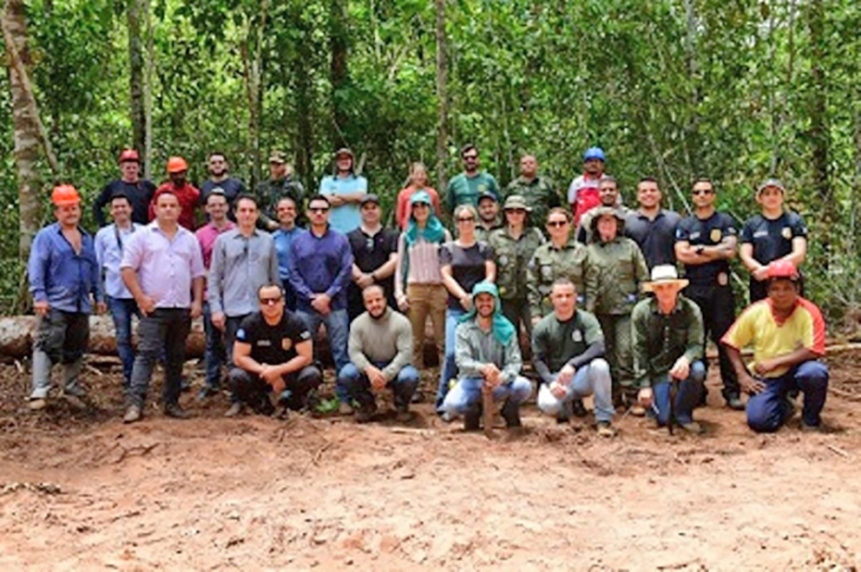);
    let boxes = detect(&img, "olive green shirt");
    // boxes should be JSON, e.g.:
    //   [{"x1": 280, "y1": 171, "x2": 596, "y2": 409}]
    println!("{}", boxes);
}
[
  {"x1": 631, "y1": 295, "x2": 704, "y2": 388},
  {"x1": 526, "y1": 239, "x2": 587, "y2": 319},
  {"x1": 531, "y1": 309, "x2": 604, "y2": 384},
  {"x1": 504, "y1": 175, "x2": 561, "y2": 230},
  {"x1": 584, "y1": 236, "x2": 649, "y2": 315},
  {"x1": 488, "y1": 226, "x2": 544, "y2": 301}
]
